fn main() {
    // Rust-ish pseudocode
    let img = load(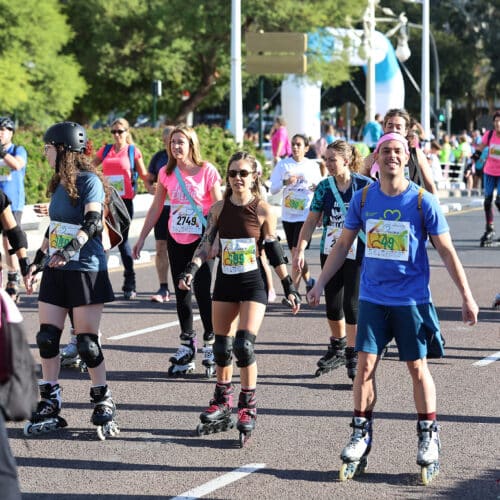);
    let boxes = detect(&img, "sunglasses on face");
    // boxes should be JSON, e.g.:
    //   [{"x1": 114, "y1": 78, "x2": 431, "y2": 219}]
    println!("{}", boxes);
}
[
  {"x1": 111, "y1": 129, "x2": 126, "y2": 135},
  {"x1": 228, "y1": 169, "x2": 252, "y2": 178}
]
